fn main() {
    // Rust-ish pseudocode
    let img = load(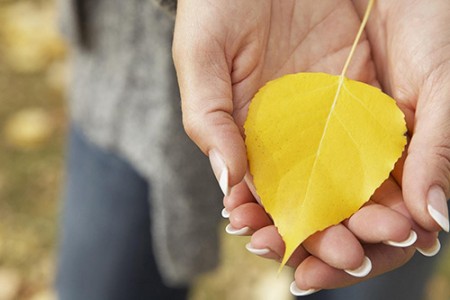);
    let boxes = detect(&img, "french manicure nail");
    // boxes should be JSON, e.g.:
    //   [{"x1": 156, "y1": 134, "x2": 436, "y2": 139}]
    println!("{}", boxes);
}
[
  {"x1": 244, "y1": 172, "x2": 262, "y2": 204},
  {"x1": 427, "y1": 185, "x2": 449, "y2": 232},
  {"x1": 344, "y1": 256, "x2": 372, "y2": 278},
  {"x1": 209, "y1": 149, "x2": 230, "y2": 196},
  {"x1": 225, "y1": 224, "x2": 251, "y2": 235},
  {"x1": 290, "y1": 281, "x2": 319, "y2": 296},
  {"x1": 245, "y1": 243, "x2": 271, "y2": 255},
  {"x1": 384, "y1": 230, "x2": 418, "y2": 247},
  {"x1": 416, "y1": 239, "x2": 441, "y2": 257},
  {"x1": 221, "y1": 208, "x2": 230, "y2": 218}
]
